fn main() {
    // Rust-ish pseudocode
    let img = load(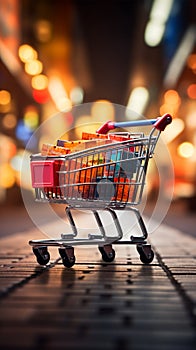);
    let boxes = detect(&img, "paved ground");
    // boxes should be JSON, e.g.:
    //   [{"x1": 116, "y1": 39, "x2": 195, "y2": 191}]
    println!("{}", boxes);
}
[
  {"x1": 0, "y1": 207, "x2": 195, "y2": 350},
  {"x1": 1, "y1": 197, "x2": 196, "y2": 239}
]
